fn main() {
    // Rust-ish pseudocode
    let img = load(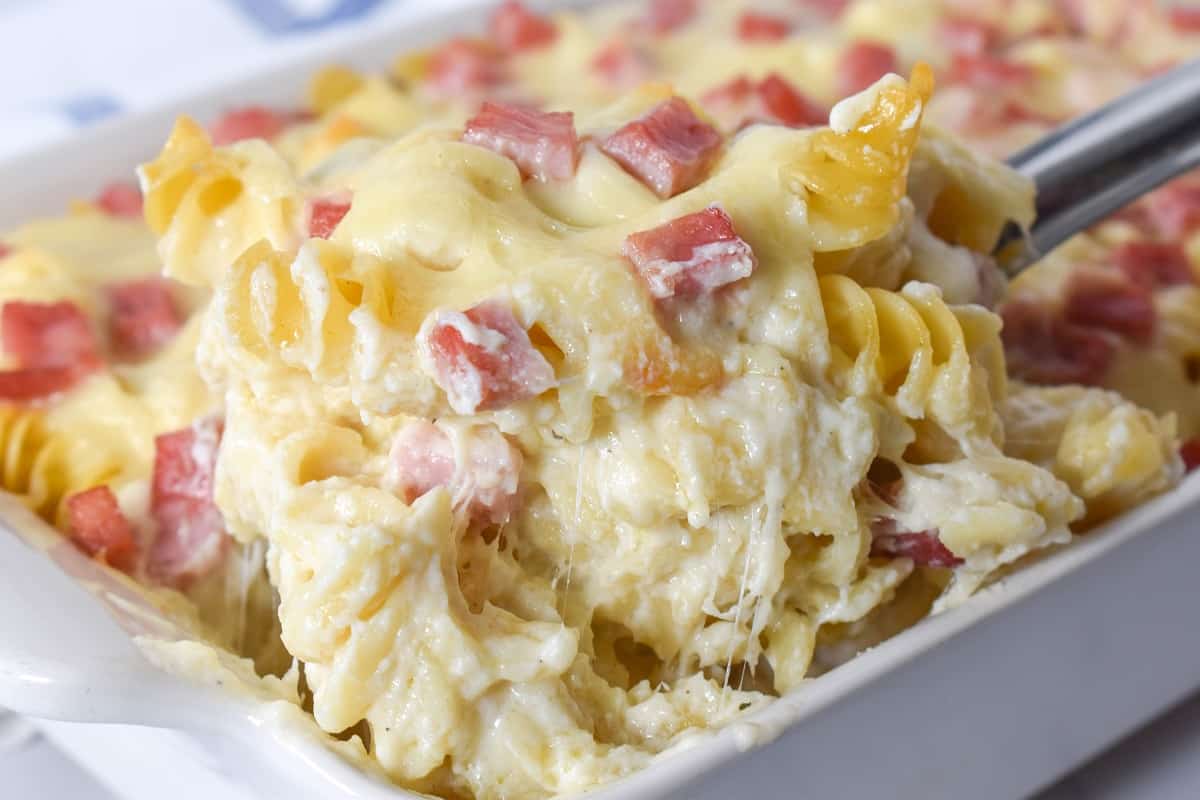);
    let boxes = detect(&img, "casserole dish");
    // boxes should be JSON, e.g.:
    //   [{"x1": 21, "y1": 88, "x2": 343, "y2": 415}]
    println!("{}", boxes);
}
[
  {"x1": 2, "y1": 1, "x2": 1200, "y2": 800},
  {"x1": 6, "y1": 468, "x2": 1200, "y2": 799}
]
